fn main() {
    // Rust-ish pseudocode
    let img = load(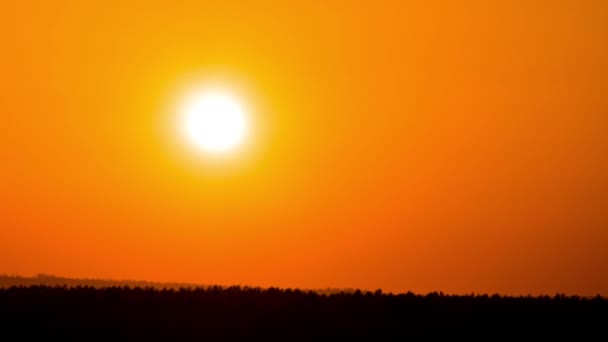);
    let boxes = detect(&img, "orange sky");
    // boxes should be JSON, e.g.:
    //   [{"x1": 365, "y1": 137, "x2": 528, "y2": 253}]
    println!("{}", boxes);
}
[{"x1": 1, "y1": 1, "x2": 607, "y2": 295}]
